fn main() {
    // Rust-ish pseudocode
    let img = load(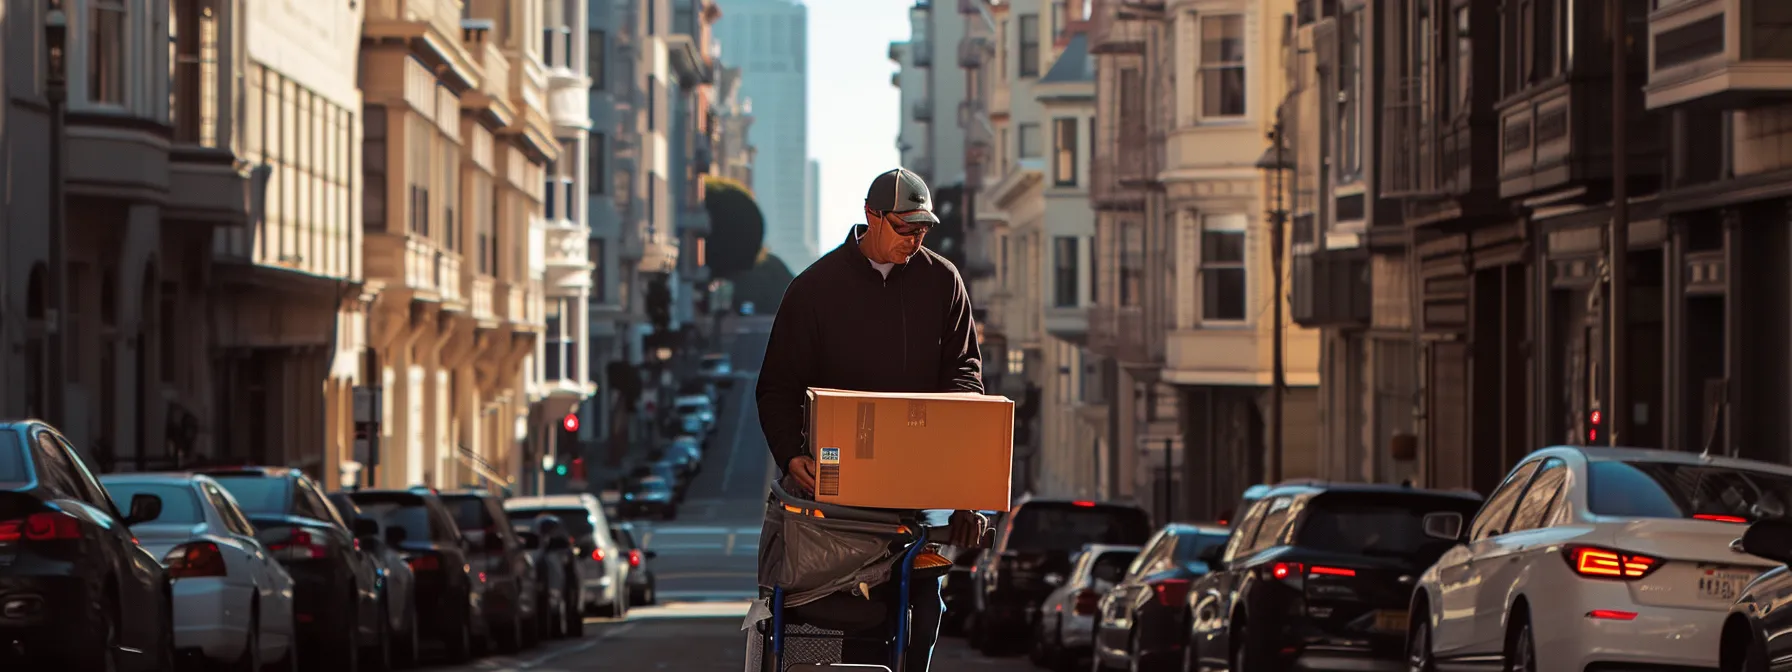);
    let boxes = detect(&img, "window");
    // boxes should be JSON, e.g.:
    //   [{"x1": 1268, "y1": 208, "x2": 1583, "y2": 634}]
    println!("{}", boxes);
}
[
  {"x1": 645, "y1": 0, "x2": 656, "y2": 35},
  {"x1": 1339, "y1": 10, "x2": 1363, "y2": 180},
  {"x1": 1244, "y1": 497, "x2": 1295, "y2": 554},
  {"x1": 589, "y1": 30, "x2": 607, "y2": 89},
  {"x1": 1199, "y1": 214, "x2": 1247, "y2": 322},
  {"x1": 1052, "y1": 1, "x2": 1068, "y2": 38},
  {"x1": 170, "y1": 0, "x2": 219, "y2": 146},
  {"x1": 1199, "y1": 15, "x2": 1246, "y2": 118},
  {"x1": 1053, "y1": 118, "x2": 1078, "y2": 186},
  {"x1": 1469, "y1": 460, "x2": 1542, "y2": 541},
  {"x1": 1222, "y1": 498, "x2": 1270, "y2": 562},
  {"x1": 1053, "y1": 236, "x2": 1079, "y2": 307},
  {"x1": 544, "y1": 299, "x2": 575, "y2": 380},
  {"x1": 1007, "y1": 349, "x2": 1025, "y2": 375},
  {"x1": 1508, "y1": 459, "x2": 1569, "y2": 532},
  {"x1": 591, "y1": 238, "x2": 607, "y2": 302},
  {"x1": 1088, "y1": 234, "x2": 1099, "y2": 302},
  {"x1": 104, "y1": 483, "x2": 203, "y2": 524},
  {"x1": 589, "y1": 133, "x2": 607, "y2": 194},
  {"x1": 1018, "y1": 123, "x2": 1042, "y2": 158},
  {"x1": 1294, "y1": 493, "x2": 1481, "y2": 557},
  {"x1": 1119, "y1": 220, "x2": 1142, "y2": 307},
  {"x1": 647, "y1": 76, "x2": 658, "y2": 132},
  {"x1": 362, "y1": 105, "x2": 388, "y2": 230},
  {"x1": 556, "y1": 136, "x2": 579, "y2": 221},
  {"x1": 544, "y1": 158, "x2": 559, "y2": 220},
  {"x1": 88, "y1": 1, "x2": 125, "y2": 105},
  {"x1": 1454, "y1": 6, "x2": 1471, "y2": 115},
  {"x1": 1588, "y1": 460, "x2": 1792, "y2": 521},
  {"x1": 442, "y1": 141, "x2": 459, "y2": 250},
  {"x1": 1018, "y1": 15, "x2": 1040, "y2": 77}
]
